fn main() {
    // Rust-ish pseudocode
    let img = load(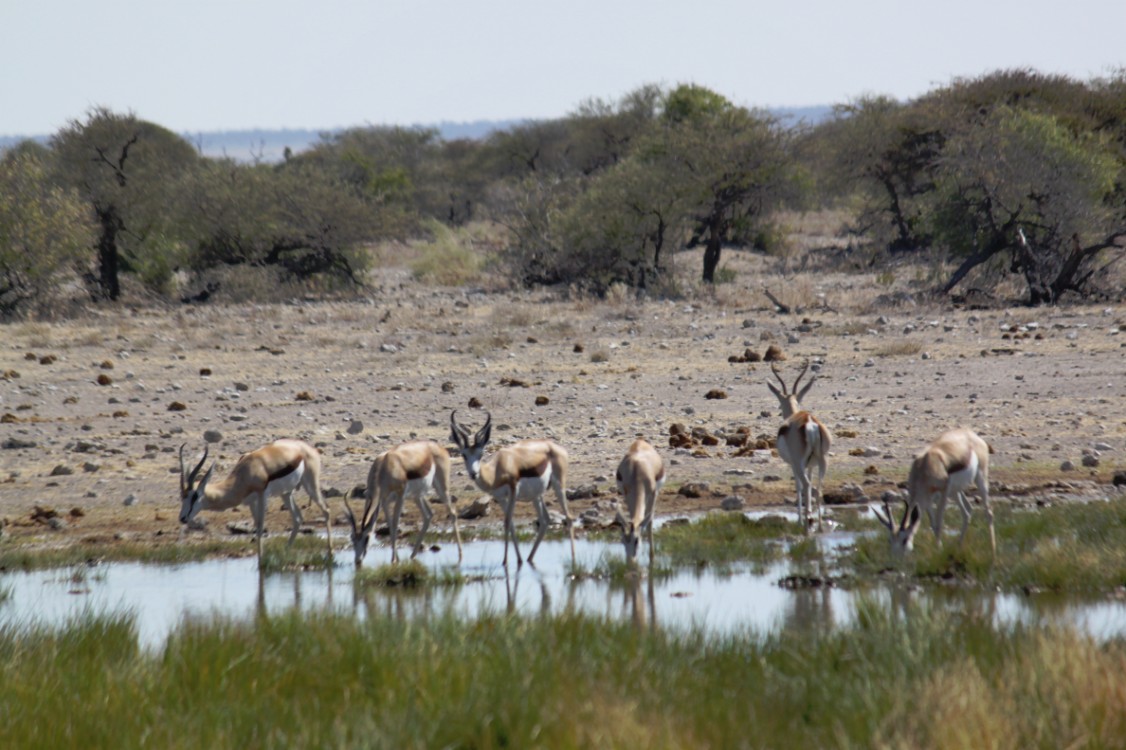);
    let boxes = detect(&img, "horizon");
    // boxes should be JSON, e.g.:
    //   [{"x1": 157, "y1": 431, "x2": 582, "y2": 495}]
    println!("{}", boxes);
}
[{"x1": 2, "y1": 1, "x2": 1123, "y2": 138}]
